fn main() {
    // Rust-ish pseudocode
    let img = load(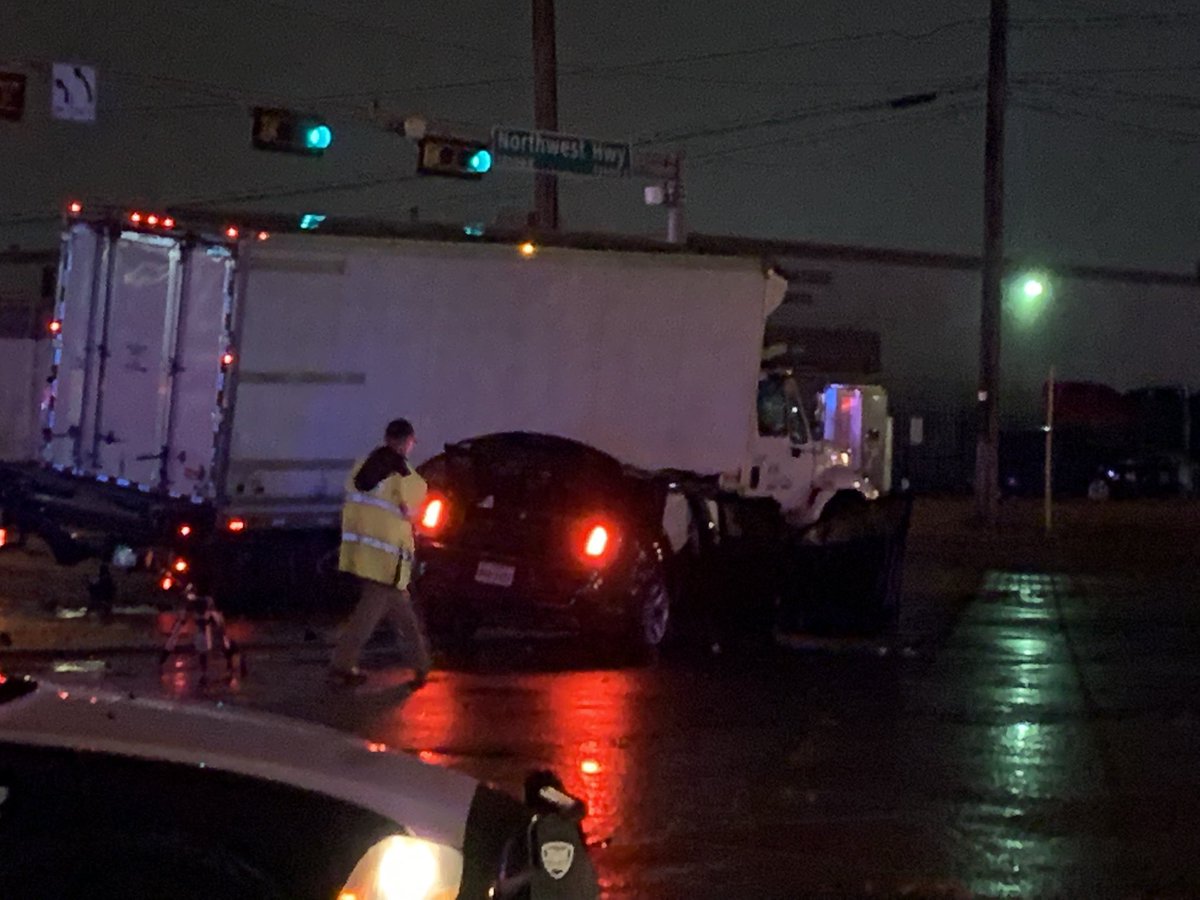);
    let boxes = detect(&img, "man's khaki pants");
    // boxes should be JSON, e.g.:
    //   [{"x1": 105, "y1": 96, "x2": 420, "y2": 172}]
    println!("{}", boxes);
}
[{"x1": 331, "y1": 578, "x2": 432, "y2": 674}]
